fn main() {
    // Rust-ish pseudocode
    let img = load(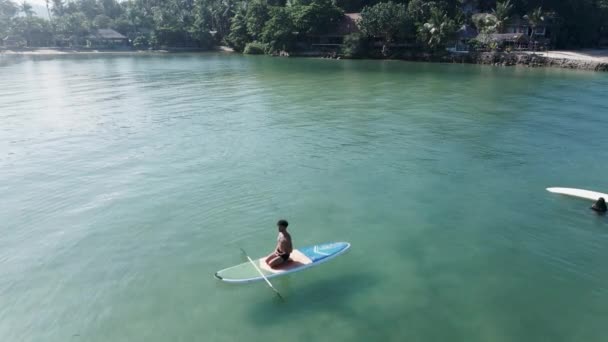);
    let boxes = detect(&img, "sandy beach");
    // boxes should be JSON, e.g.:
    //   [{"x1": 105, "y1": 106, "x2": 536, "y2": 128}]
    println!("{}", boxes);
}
[
  {"x1": 2, "y1": 47, "x2": 606, "y2": 71},
  {"x1": 0, "y1": 48, "x2": 158, "y2": 55},
  {"x1": 2, "y1": 47, "x2": 604, "y2": 60},
  {"x1": 0, "y1": 46, "x2": 234, "y2": 55},
  {"x1": 522, "y1": 49, "x2": 608, "y2": 63}
]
